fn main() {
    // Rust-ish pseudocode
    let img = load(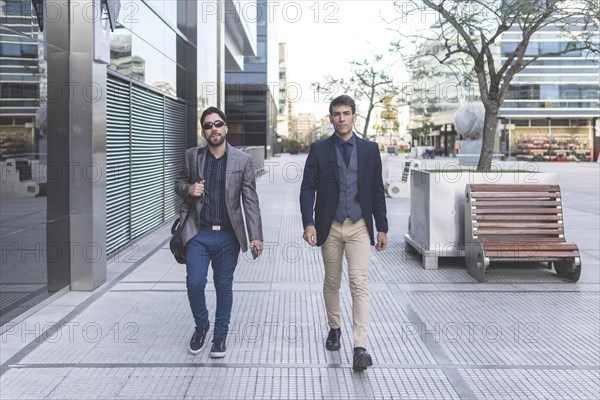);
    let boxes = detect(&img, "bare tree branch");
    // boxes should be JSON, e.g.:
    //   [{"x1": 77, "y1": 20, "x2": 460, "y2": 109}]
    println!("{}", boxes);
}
[{"x1": 316, "y1": 56, "x2": 402, "y2": 139}]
